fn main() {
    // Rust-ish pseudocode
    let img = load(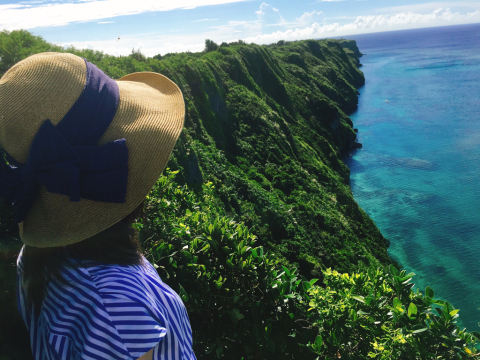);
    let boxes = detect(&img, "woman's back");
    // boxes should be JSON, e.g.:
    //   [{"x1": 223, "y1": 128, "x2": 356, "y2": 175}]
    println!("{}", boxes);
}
[{"x1": 17, "y1": 247, "x2": 196, "y2": 360}]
